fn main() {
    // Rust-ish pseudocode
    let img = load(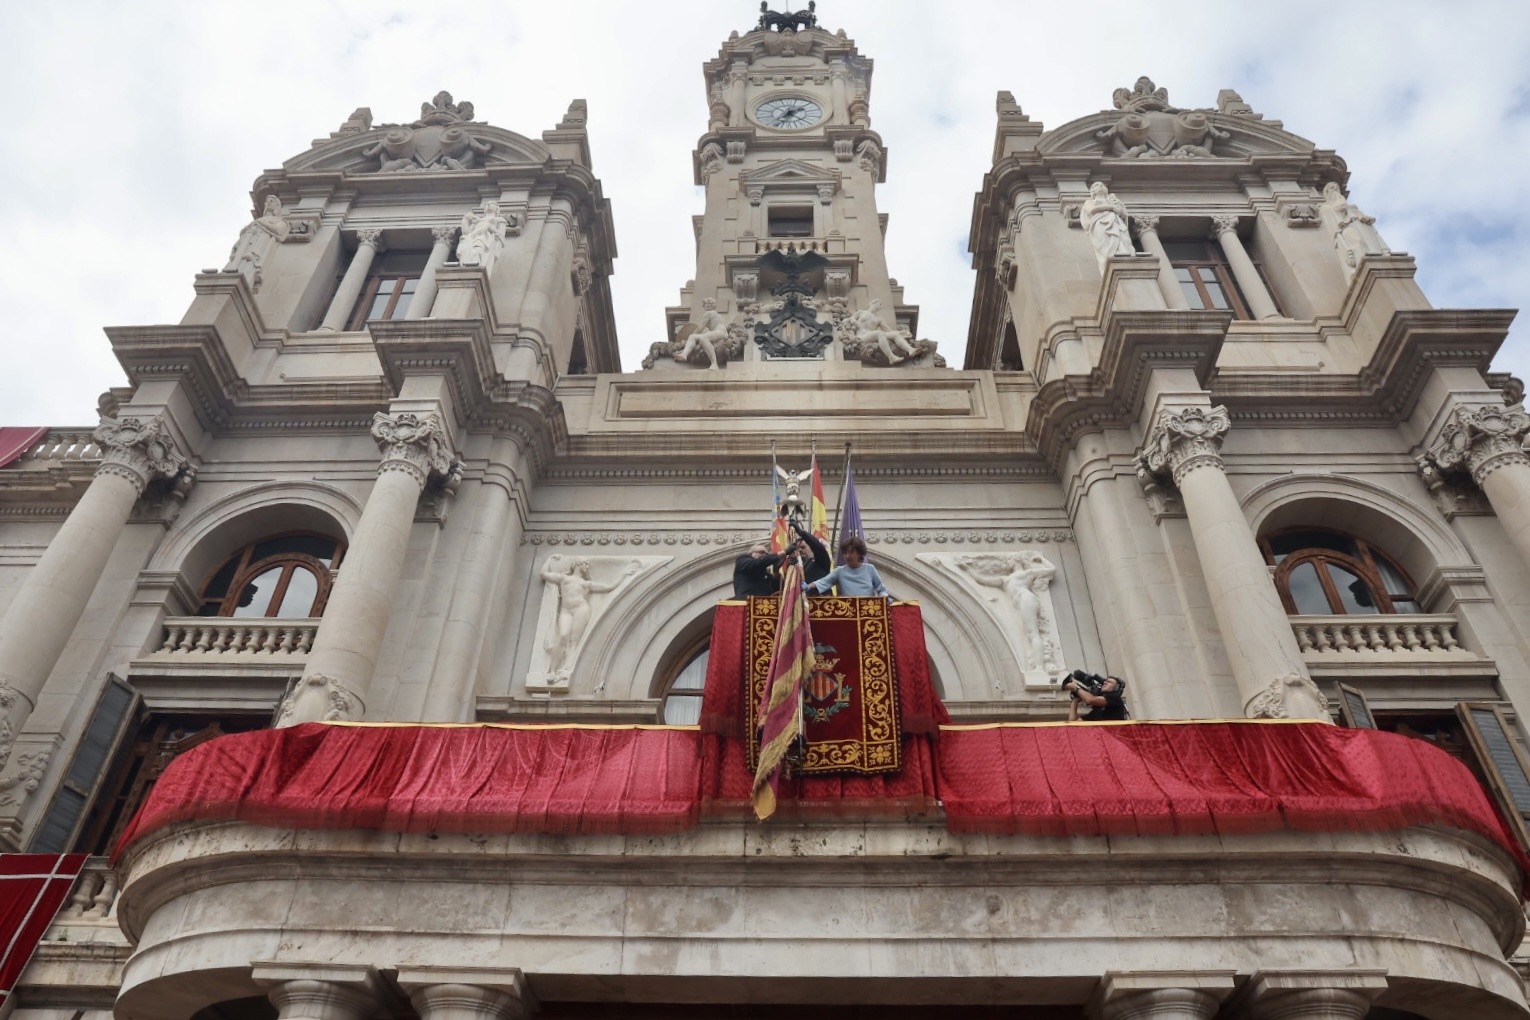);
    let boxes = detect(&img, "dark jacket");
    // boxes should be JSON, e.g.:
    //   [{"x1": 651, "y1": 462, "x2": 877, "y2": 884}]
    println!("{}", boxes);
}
[
  {"x1": 733, "y1": 551, "x2": 787, "y2": 597},
  {"x1": 796, "y1": 529, "x2": 832, "y2": 586},
  {"x1": 1083, "y1": 691, "x2": 1128, "y2": 721}
]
